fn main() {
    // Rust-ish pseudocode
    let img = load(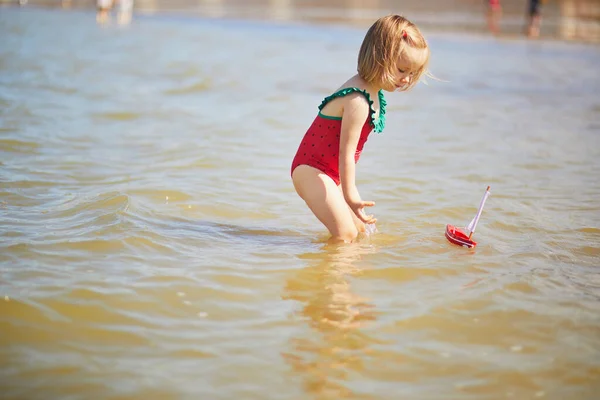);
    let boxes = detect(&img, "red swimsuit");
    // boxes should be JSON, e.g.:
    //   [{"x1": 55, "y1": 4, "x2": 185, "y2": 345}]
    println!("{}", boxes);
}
[{"x1": 291, "y1": 87, "x2": 386, "y2": 185}]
